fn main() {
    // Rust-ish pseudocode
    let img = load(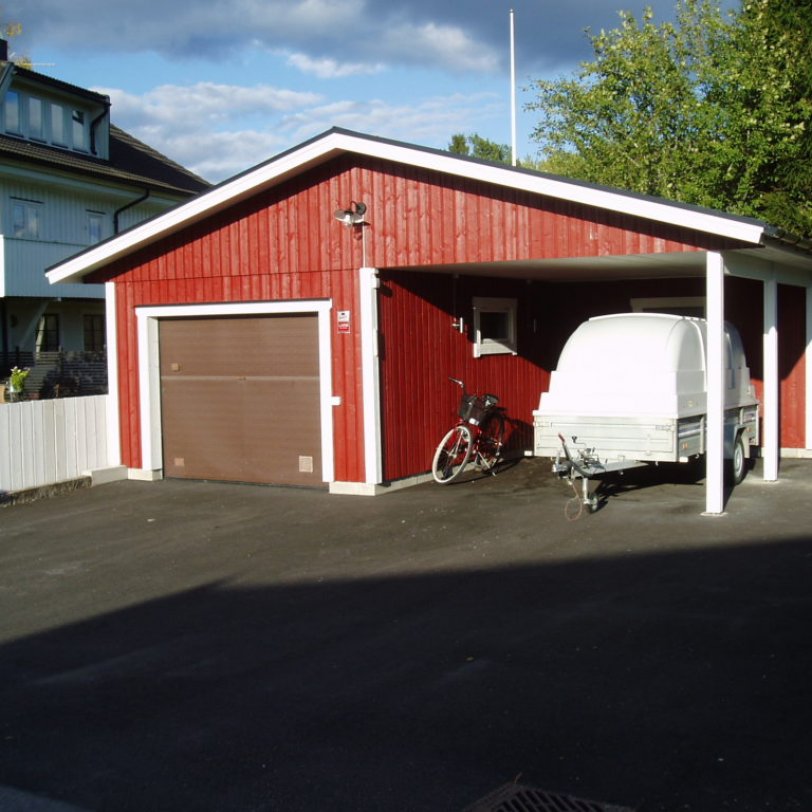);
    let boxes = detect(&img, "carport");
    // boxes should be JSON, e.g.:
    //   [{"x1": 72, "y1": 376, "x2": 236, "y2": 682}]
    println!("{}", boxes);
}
[{"x1": 46, "y1": 128, "x2": 812, "y2": 514}]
